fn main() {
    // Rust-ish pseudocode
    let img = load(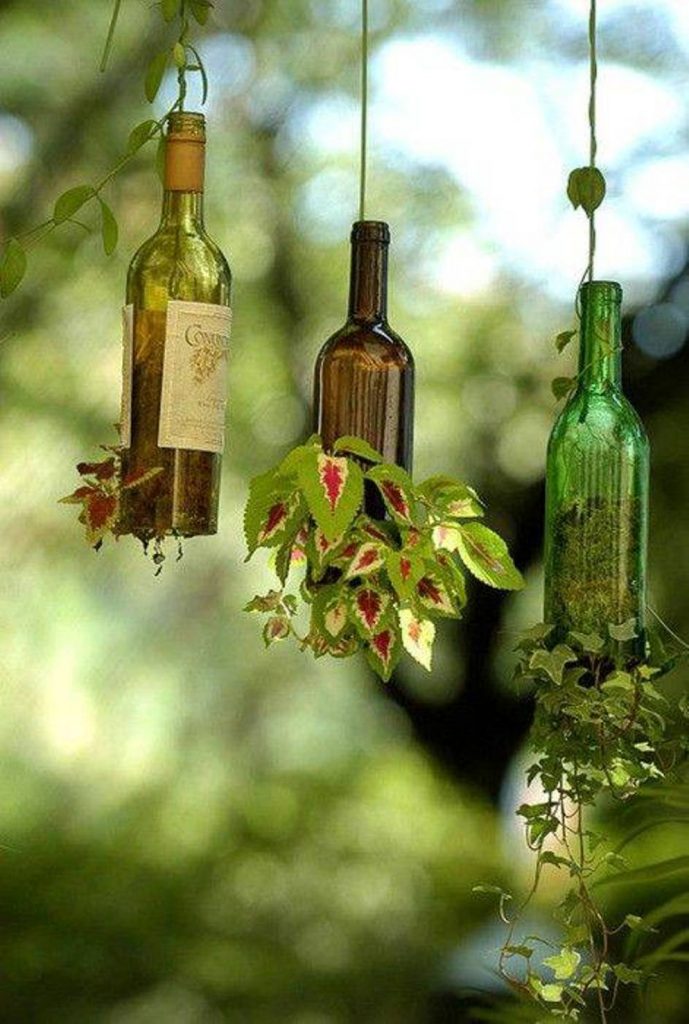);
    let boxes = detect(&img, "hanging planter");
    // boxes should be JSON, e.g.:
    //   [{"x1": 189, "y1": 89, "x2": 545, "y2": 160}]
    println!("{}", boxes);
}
[
  {"x1": 544, "y1": 280, "x2": 649, "y2": 648},
  {"x1": 243, "y1": 434, "x2": 523, "y2": 679}
]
